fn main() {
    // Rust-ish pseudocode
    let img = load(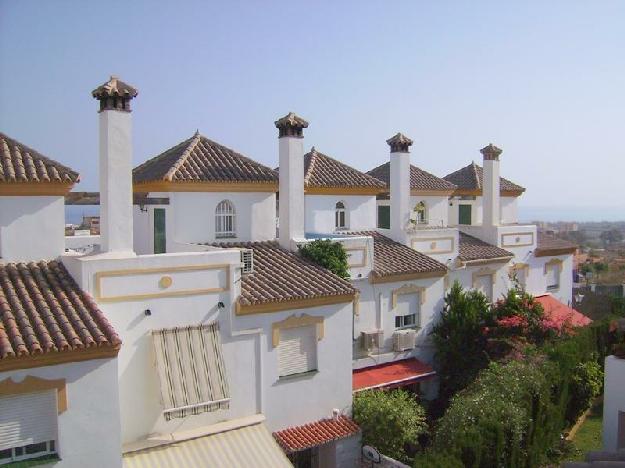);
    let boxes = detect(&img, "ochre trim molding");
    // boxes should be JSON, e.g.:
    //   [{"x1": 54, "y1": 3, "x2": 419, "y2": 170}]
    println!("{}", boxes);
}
[
  {"x1": 0, "y1": 182, "x2": 74, "y2": 196},
  {"x1": 391, "y1": 284, "x2": 426, "y2": 309},
  {"x1": 0, "y1": 345, "x2": 120, "y2": 373},
  {"x1": 0, "y1": 376, "x2": 68, "y2": 414},
  {"x1": 236, "y1": 293, "x2": 355, "y2": 315},
  {"x1": 410, "y1": 189, "x2": 455, "y2": 196},
  {"x1": 472, "y1": 267, "x2": 496, "y2": 288},
  {"x1": 461, "y1": 256, "x2": 513, "y2": 266},
  {"x1": 370, "y1": 270, "x2": 446, "y2": 284},
  {"x1": 305, "y1": 186, "x2": 385, "y2": 195},
  {"x1": 534, "y1": 247, "x2": 576, "y2": 257},
  {"x1": 452, "y1": 188, "x2": 525, "y2": 197},
  {"x1": 410, "y1": 236, "x2": 455, "y2": 254},
  {"x1": 95, "y1": 264, "x2": 230, "y2": 302},
  {"x1": 271, "y1": 314, "x2": 324, "y2": 347},
  {"x1": 544, "y1": 258, "x2": 564, "y2": 274},
  {"x1": 133, "y1": 181, "x2": 278, "y2": 193},
  {"x1": 345, "y1": 246, "x2": 368, "y2": 268},
  {"x1": 500, "y1": 231, "x2": 535, "y2": 248}
]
